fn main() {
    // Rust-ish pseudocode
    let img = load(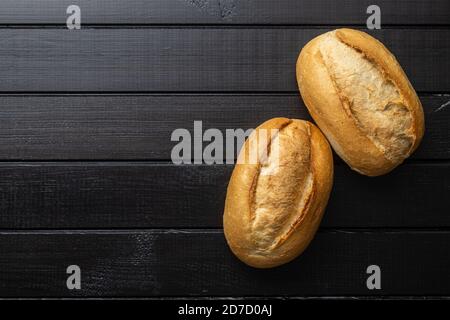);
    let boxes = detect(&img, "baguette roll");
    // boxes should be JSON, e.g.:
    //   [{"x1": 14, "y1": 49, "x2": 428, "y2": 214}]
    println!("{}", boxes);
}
[
  {"x1": 223, "y1": 118, "x2": 333, "y2": 268},
  {"x1": 296, "y1": 28, "x2": 424, "y2": 176}
]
